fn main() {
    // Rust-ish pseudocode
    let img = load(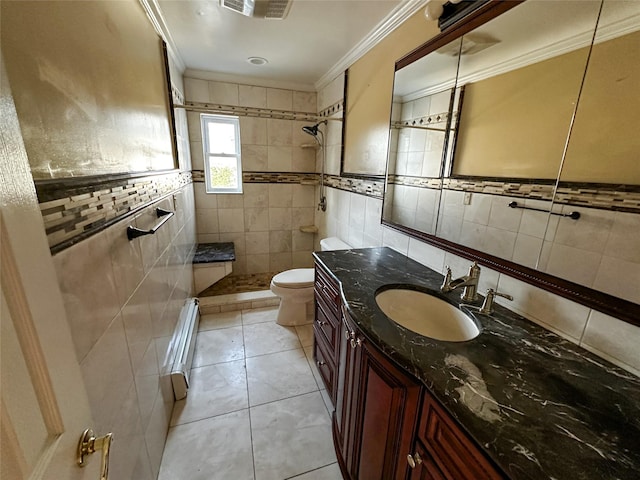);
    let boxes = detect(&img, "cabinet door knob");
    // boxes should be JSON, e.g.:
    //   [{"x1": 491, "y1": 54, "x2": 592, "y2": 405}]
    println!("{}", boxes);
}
[
  {"x1": 350, "y1": 337, "x2": 363, "y2": 349},
  {"x1": 316, "y1": 360, "x2": 326, "y2": 367},
  {"x1": 407, "y1": 452, "x2": 423, "y2": 469},
  {"x1": 317, "y1": 320, "x2": 328, "y2": 326}
]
